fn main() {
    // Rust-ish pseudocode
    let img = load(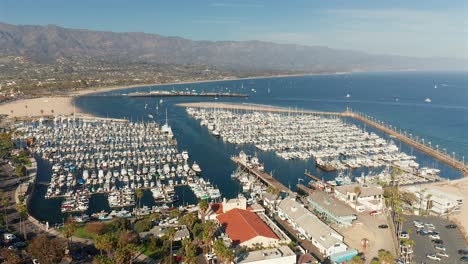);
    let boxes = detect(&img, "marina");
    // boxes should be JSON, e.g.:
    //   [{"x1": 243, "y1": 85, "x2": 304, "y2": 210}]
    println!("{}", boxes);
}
[
  {"x1": 186, "y1": 106, "x2": 444, "y2": 185},
  {"x1": 15, "y1": 116, "x2": 221, "y2": 218},
  {"x1": 180, "y1": 102, "x2": 468, "y2": 177}
]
